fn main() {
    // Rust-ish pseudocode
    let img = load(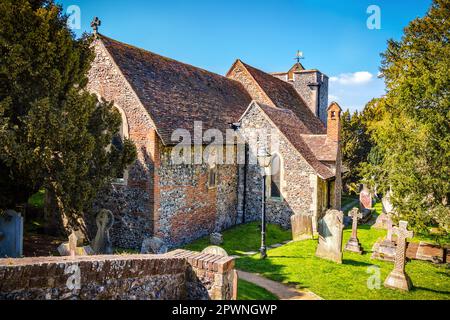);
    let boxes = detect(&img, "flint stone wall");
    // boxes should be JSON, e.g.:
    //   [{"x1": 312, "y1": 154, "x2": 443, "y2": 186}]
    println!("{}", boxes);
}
[
  {"x1": 87, "y1": 39, "x2": 157, "y2": 249},
  {"x1": 0, "y1": 250, "x2": 236, "y2": 300},
  {"x1": 156, "y1": 146, "x2": 240, "y2": 248},
  {"x1": 240, "y1": 104, "x2": 321, "y2": 229}
]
